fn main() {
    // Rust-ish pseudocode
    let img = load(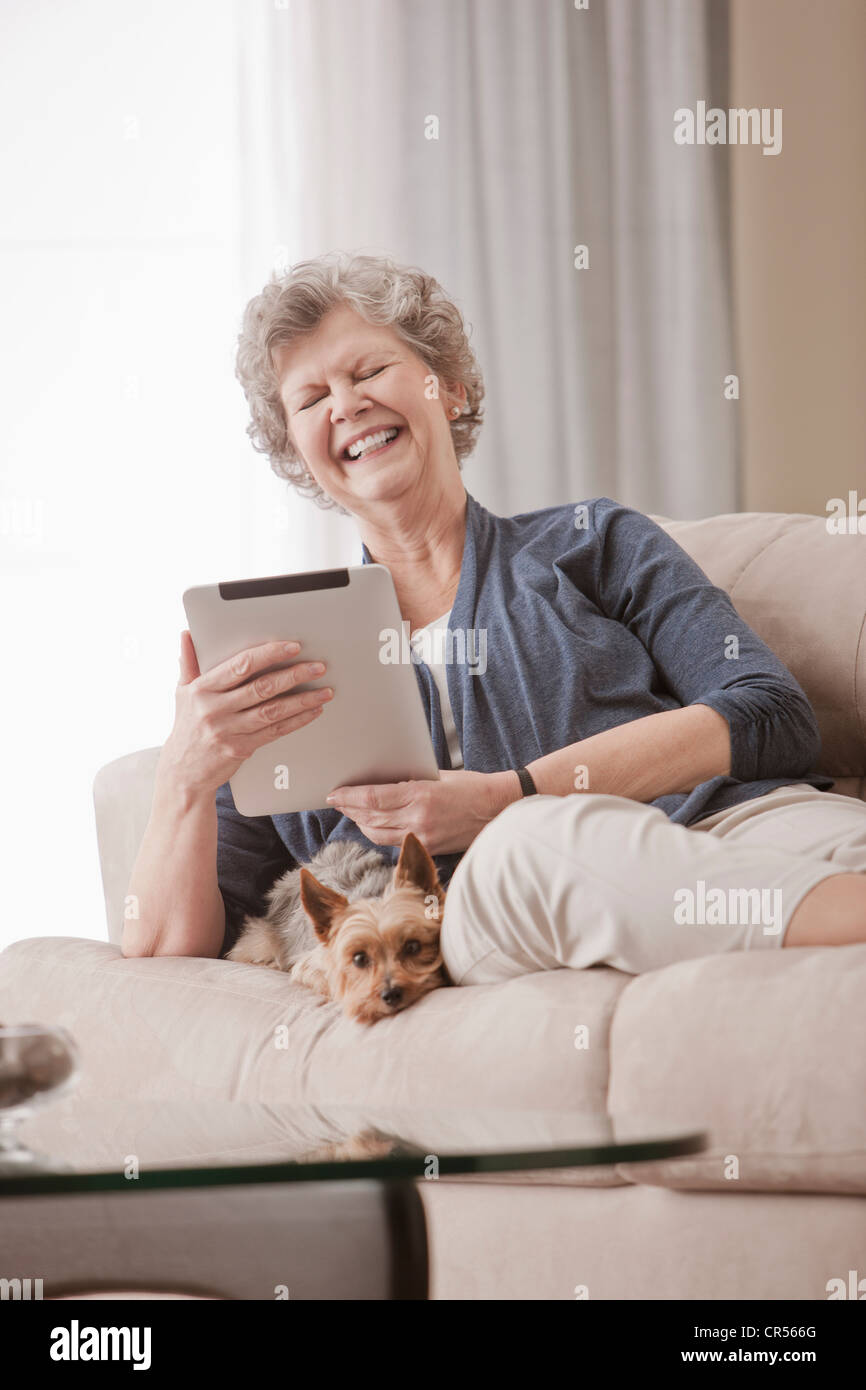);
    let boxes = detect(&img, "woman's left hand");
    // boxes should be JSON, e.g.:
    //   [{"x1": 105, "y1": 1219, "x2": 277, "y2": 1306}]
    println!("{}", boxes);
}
[{"x1": 325, "y1": 769, "x2": 521, "y2": 855}]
